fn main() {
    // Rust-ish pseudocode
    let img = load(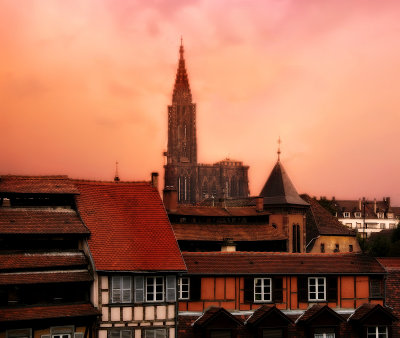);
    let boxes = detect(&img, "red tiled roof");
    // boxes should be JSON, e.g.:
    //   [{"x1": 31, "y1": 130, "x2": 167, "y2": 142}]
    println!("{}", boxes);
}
[
  {"x1": 297, "y1": 304, "x2": 344, "y2": 324},
  {"x1": 172, "y1": 223, "x2": 287, "y2": 241},
  {"x1": 193, "y1": 307, "x2": 242, "y2": 327},
  {"x1": 170, "y1": 206, "x2": 270, "y2": 217},
  {"x1": 349, "y1": 303, "x2": 397, "y2": 322},
  {"x1": 0, "y1": 208, "x2": 89, "y2": 234},
  {"x1": 0, "y1": 303, "x2": 99, "y2": 322},
  {"x1": 182, "y1": 252, "x2": 385, "y2": 275},
  {"x1": 377, "y1": 257, "x2": 400, "y2": 270},
  {"x1": 0, "y1": 175, "x2": 79, "y2": 194},
  {"x1": 74, "y1": 180, "x2": 186, "y2": 272},
  {"x1": 380, "y1": 268, "x2": 400, "y2": 333},
  {"x1": 0, "y1": 270, "x2": 92, "y2": 285},
  {"x1": 301, "y1": 195, "x2": 356, "y2": 236},
  {"x1": 0, "y1": 252, "x2": 88, "y2": 270}
]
